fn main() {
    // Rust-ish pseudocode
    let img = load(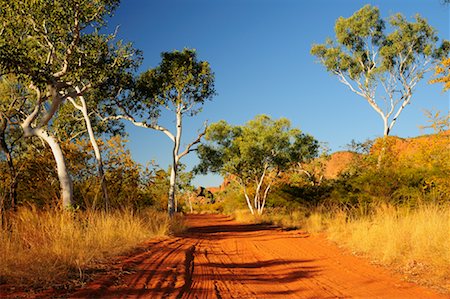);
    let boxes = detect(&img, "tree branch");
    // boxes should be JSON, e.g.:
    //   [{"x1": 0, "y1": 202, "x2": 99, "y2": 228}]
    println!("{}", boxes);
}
[
  {"x1": 177, "y1": 121, "x2": 208, "y2": 159},
  {"x1": 101, "y1": 114, "x2": 175, "y2": 142}
]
